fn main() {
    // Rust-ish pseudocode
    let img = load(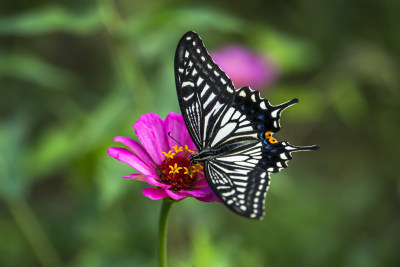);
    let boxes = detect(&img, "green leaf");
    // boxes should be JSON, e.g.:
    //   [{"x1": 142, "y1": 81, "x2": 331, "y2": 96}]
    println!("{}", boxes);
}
[
  {"x1": 122, "y1": 7, "x2": 245, "y2": 40},
  {"x1": 0, "y1": 6, "x2": 101, "y2": 36},
  {"x1": 0, "y1": 112, "x2": 31, "y2": 199},
  {"x1": 329, "y1": 78, "x2": 367, "y2": 125},
  {"x1": 25, "y1": 85, "x2": 132, "y2": 179},
  {"x1": 0, "y1": 51, "x2": 80, "y2": 90},
  {"x1": 264, "y1": 84, "x2": 324, "y2": 122},
  {"x1": 254, "y1": 28, "x2": 320, "y2": 74}
]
